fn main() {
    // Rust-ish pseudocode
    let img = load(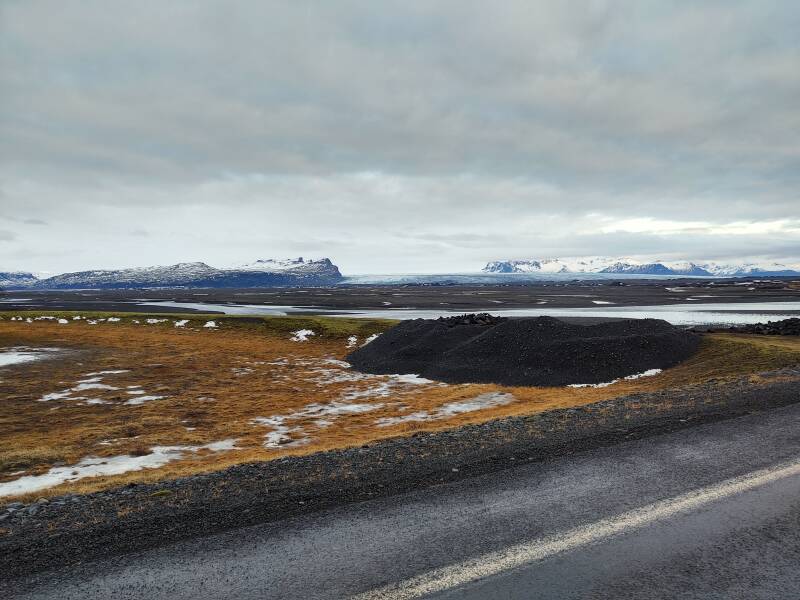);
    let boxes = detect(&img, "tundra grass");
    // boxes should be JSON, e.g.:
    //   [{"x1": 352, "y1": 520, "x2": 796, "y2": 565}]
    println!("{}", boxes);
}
[{"x1": 1, "y1": 313, "x2": 799, "y2": 501}]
